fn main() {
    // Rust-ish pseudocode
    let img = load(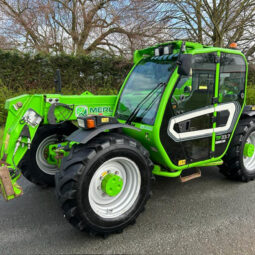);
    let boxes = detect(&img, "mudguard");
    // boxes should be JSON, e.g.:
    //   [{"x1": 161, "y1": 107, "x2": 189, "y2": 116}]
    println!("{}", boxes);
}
[
  {"x1": 242, "y1": 105, "x2": 255, "y2": 117},
  {"x1": 66, "y1": 124, "x2": 140, "y2": 144}
]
